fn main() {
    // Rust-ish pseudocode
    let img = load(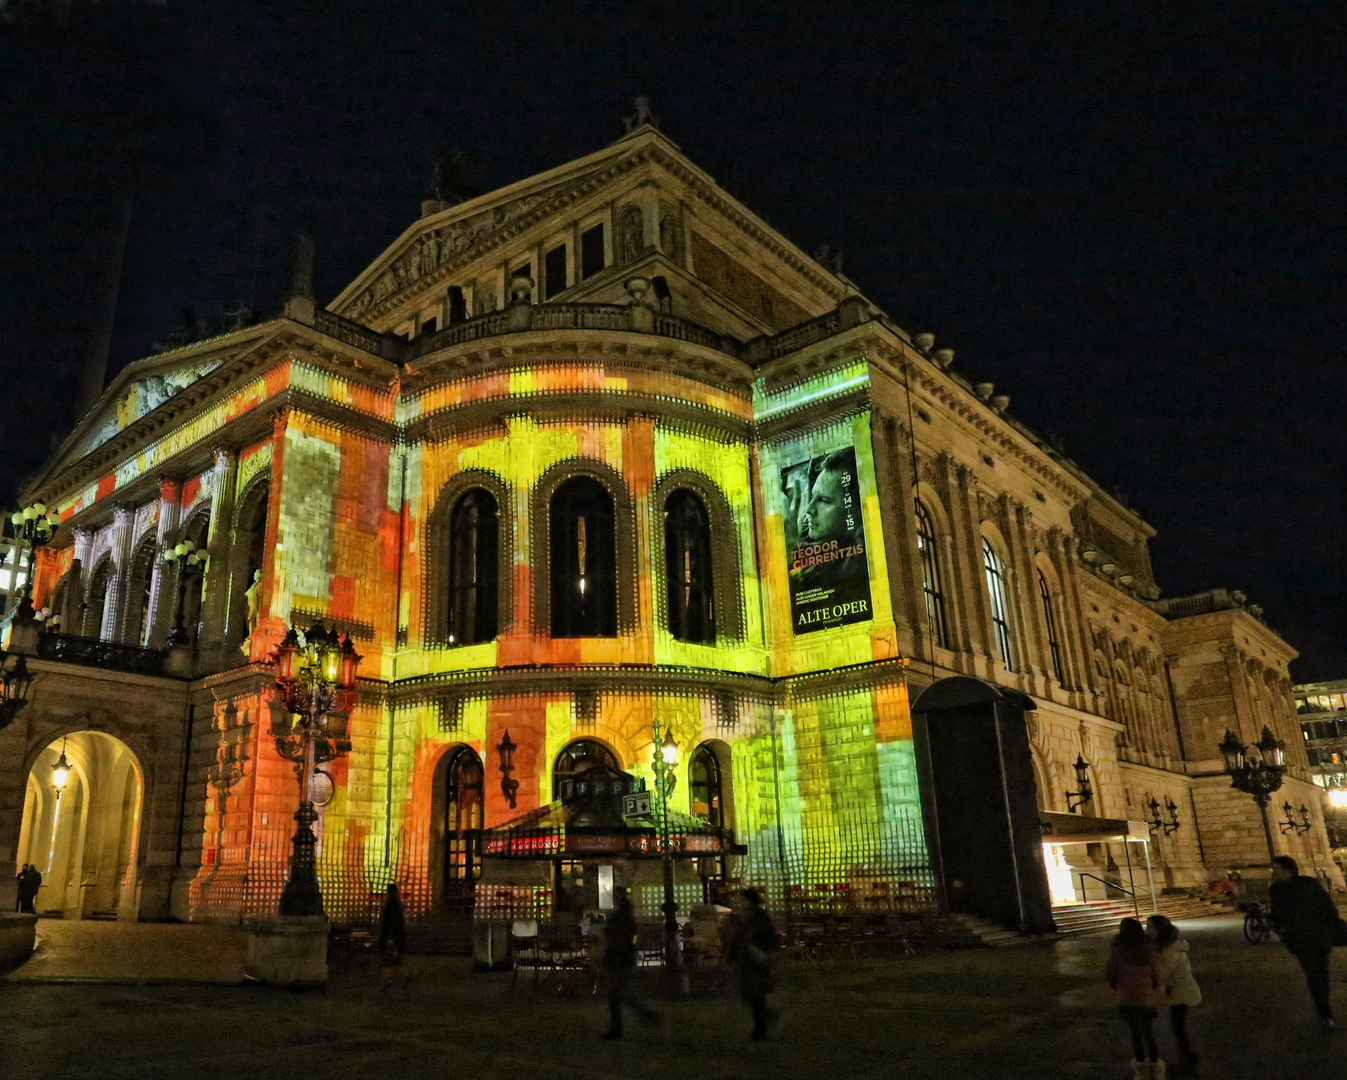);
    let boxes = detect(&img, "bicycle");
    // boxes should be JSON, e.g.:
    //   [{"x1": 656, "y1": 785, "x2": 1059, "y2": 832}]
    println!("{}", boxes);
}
[{"x1": 1240, "y1": 901, "x2": 1277, "y2": 944}]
